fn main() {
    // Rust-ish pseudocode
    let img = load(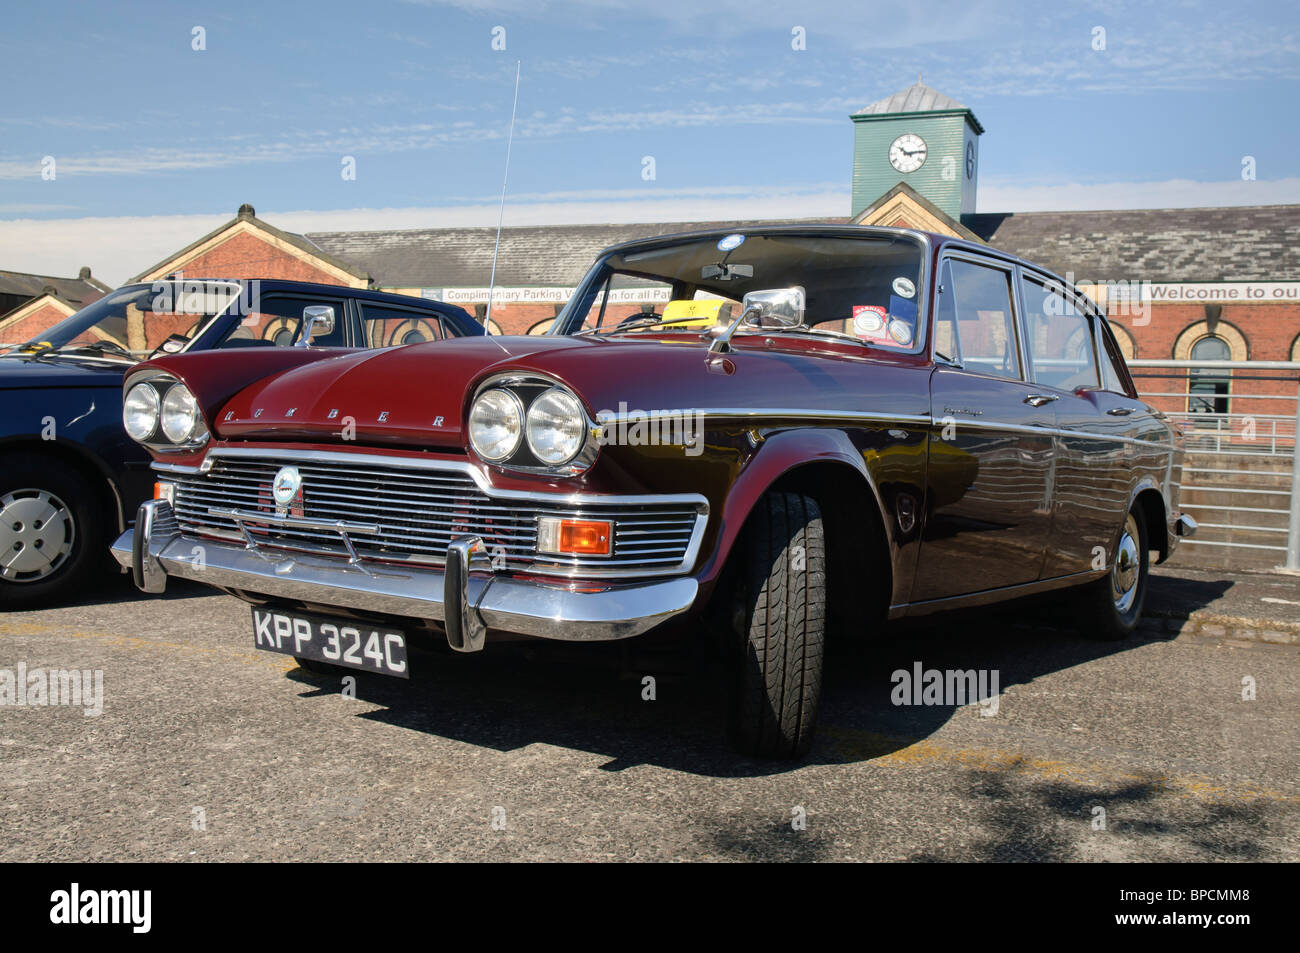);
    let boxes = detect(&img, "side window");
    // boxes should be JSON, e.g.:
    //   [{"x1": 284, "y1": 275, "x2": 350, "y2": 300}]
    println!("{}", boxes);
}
[
  {"x1": 947, "y1": 258, "x2": 1021, "y2": 380},
  {"x1": 219, "y1": 295, "x2": 348, "y2": 348},
  {"x1": 360, "y1": 304, "x2": 444, "y2": 347},
  {"x1": 1020, "y1": 275, "x2": 1098, "y2": 391},
  {"x1": 933, "y1": 259, "x2": 960, "y2": 363},
  {"x1": 1098, "y1": 326, "x2": 1130, "y2": 395}
]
